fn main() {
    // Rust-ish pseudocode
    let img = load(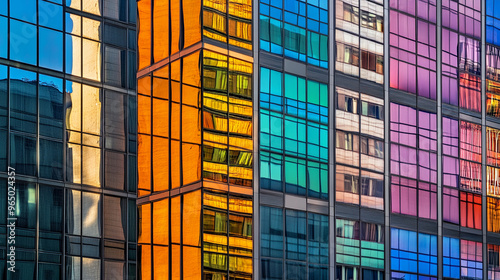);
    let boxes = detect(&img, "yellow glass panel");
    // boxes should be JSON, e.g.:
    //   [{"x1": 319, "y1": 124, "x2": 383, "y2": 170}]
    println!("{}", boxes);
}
[
  {"x1": 171, "y1": 196, "x2": 181, "y2": 243},
  {"x1": 67, "y1": 143, "x2": 82, "y2": 184},
  {"x1": 204, "y1": 131, "x2": 228, "y2": 145},
  {"x1": 229, "y1": 256, "x2": 252, "y2": 274},
  {"x1": 229, "y1": 197, "x2": 252, "y2": 213},
  {"x1": 82, "y1": 17, "x2": 101, "y2": 41},
  {"x1": 204, "y1": 162, "x2": 229, "y2": 176},
  {"x1": 182, "y1": 105, "x2": 201, "y2": 143},
  {"x1": 229, "y1": 97, "x2": 252, "y2": 116},
  {"x1": 153, "y1": 198, "x2": 169, "y2": 245},
  {"x1": 82, "y1": 133, "x2": 100, "y2": 147},
  {"x1": 153, "y1": 0, "x2": 169, "y2": 62},
  {"x1": 229, "y1": 166, "x2": 252, "y2": 180},
  {"x1": 66, "y1": 82, "x2": 81, "y2": 131},
  {"x1": 229, "y1": 136, "x2": 252, "y2": 149},
  {"x1": 488, "y1": 197, "x2": 500, "y2": 233},
  {"x1": 171, "y1": 140, "x2": 181, "y2": 188},
  {"x1": 140, "y1": 245, "x2": 152, "y2": 280},
  {"x1": 229, "y1": 118, "x2": 252, "y2": 135},
  {"x1": 171, "y1": 102, "x2": 181, "y2": 139},
  {"x1": 203, "y1": 30, "x2": 228, "y2": 43},
  {"x1": 82, "y1": 85, "x2": 101, "y2": 135},
  {"x1": 228, "y1": 0, "x2": 251, "y2": 18},
  {"x1": 183, "y1": 0, "x2": 202, "y2": 47},
  {"x1": 204, "y1": 0, "x2": 226, "y2": 12},
  {"x1": 153, "y1": 98, "x2": 169, "y2": 137},
  {"x1": 183, "y1": 191, "x2": 201, "y2": 246},
  {"x1": 172, "y1": 245, "x2": 181, "y2": 279},
  {"x1": 68, "y1": 14, "x2": 81, "y2": 36},
  {"x1": 204, "y1": 50, "x2": 228, "y2": 67},
  {"x1": 203, "y1": 10, "x2": 226, "y2": 34},
  {"x1": 203, "y1": 233, "x2": 228, "y2": 249},
  {"x1": 183, "y1": 247, "x2": 202, "y2": 278},
  {"x1": 229, "y1": 57, "x2": 252, "y2": 73},
  {"x1": 138, "y1": 134, "x2": 151, "y2": 196},
  {"x1": 182, "y1": 85, "x2": 201, "y2": 107},
  {"x1": 203, "y1": 112, "x2": 228, "y2": 132},
  {"x1": 138, "y1": 76, "x2": 151, "y2": 96},
  {"x1": 152, "y1": 76, "x2": 169, "y2": 99},
  {"x1": 229, "y1": 38, "x2": 252, "y2": 50},
  {"x1": 82, "y1": 0, "x2": 101, "y2": 15},
  {"x1": 153, "y1": 246, "x2": 169, "y2": 279},
  {"x1": 204, "y1": 92, "x2": 228, "y2": 112},
  {"x1": 138, "y1": 95, "x2": 151, "y2": 134},
  {"x1": 183, "y1": 143, "x2": 201, "y2": 185},
  {"x1": 67, "y1": 131, "x2": 81, "y2": 144},
  {"x1": 171, "y1": 0, "x2": 180, "y2": 54},
  {"x1": 153, "y1": 136, "x2": 169, "y2": 192},
  {"x1": 138, "y1": 204, "x2": 151, "y2": 243},
  {"x1": 67, "y1": 35, "x2": 82, "y2": 77},
  {"x1": 229, "y1": 236, "x2": 252, "y2": 255},
  {"x1": 82, "y1": 146, "x2": 101, "y2": 187},
  {"x1": 138, "y1": 0, "x2": 152, "y2": 70},
  {"x1": 82, "y1": 39, "x2": 101, "y2": 81},
  {"x1": 204, "y1": 192, "x2": 228, "y2": 209}
]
